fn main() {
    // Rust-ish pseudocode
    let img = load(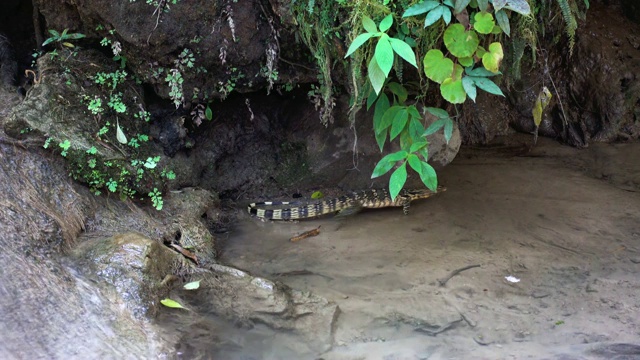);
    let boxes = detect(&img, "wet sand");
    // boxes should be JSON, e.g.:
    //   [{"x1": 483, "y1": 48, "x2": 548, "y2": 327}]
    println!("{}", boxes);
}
[{"x1": 216, "y1": 139, "x2": 640, "y2": 359}]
